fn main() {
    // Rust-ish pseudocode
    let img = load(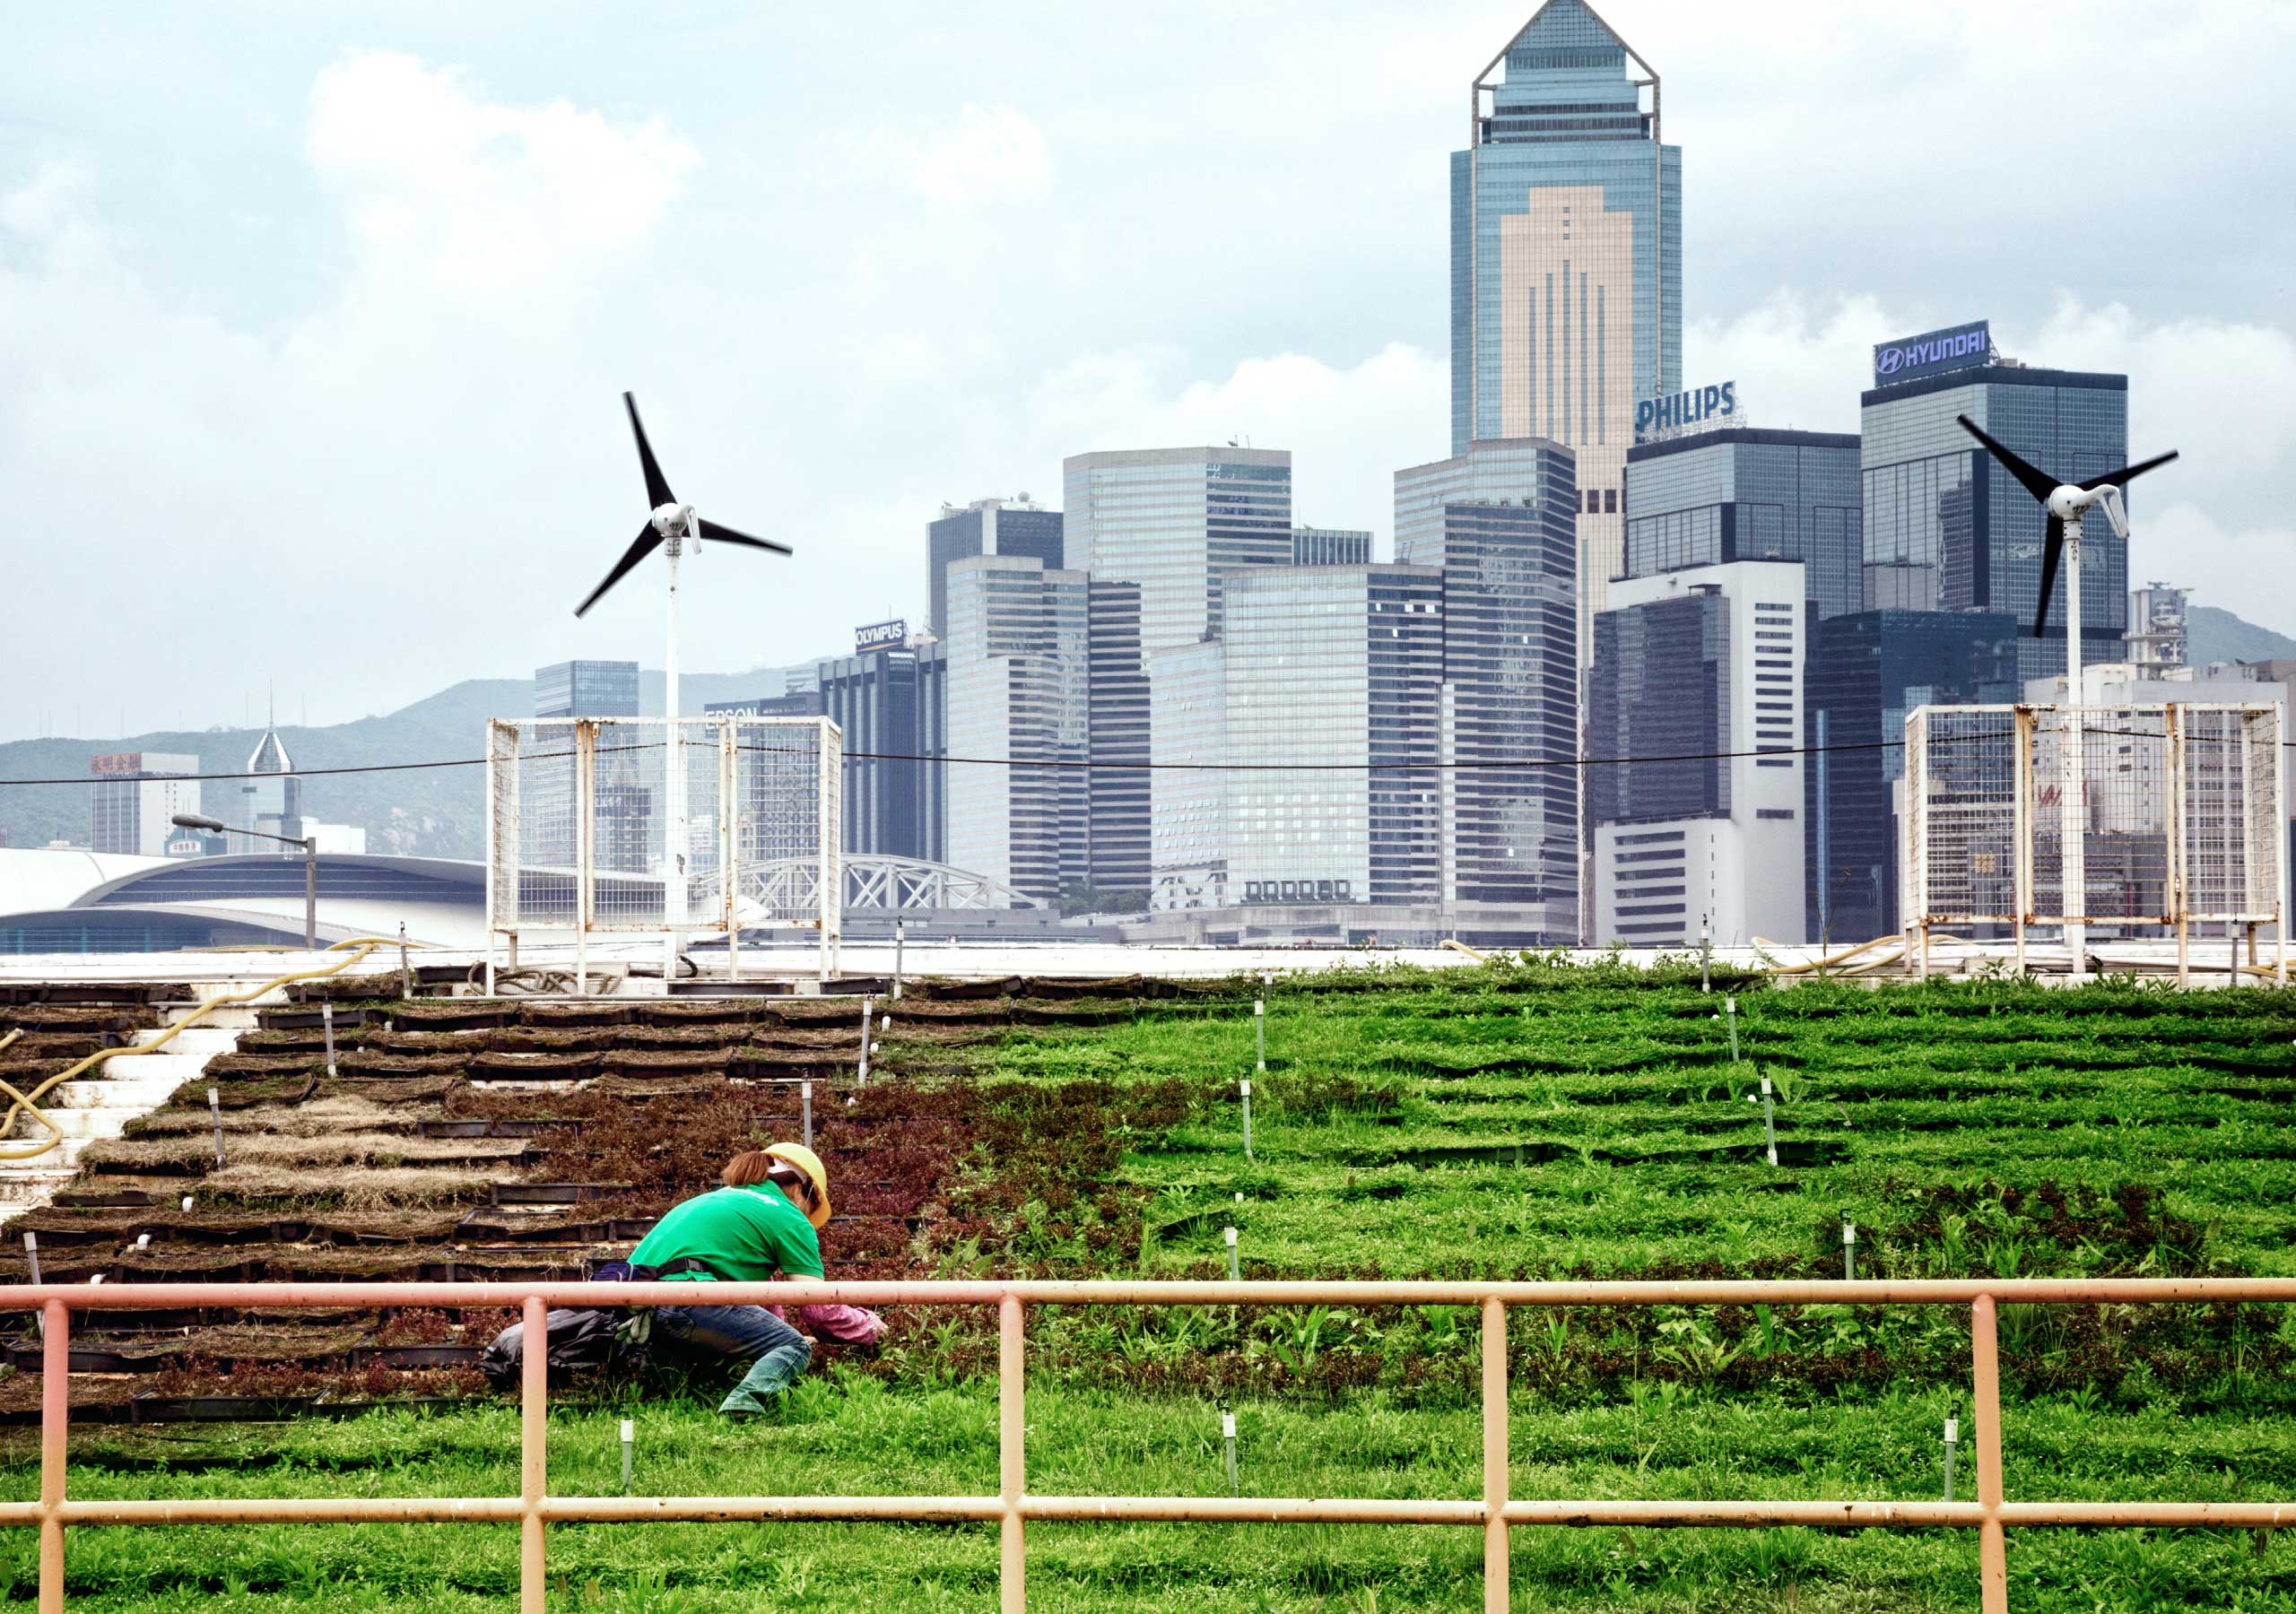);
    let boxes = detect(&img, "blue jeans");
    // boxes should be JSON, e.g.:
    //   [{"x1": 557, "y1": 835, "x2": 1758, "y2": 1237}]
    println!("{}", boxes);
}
[{"x1": 652, "y1": 1303, "x2": 812, "y2": 1404}]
